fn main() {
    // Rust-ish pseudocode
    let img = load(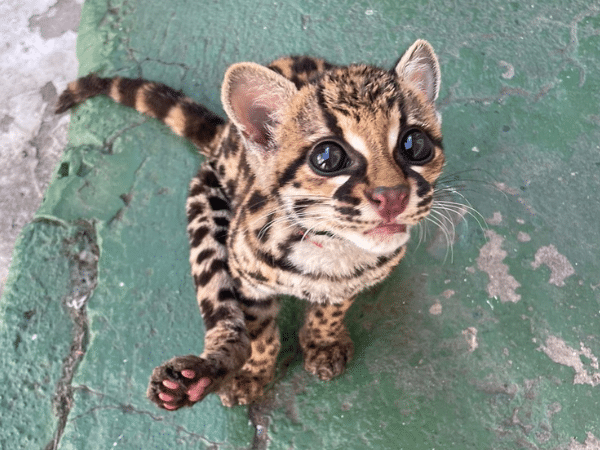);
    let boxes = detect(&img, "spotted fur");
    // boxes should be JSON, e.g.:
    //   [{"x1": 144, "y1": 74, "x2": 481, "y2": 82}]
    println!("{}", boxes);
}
[{"x1": 56, "y1": 40, "x2": 445, "y2": 408}]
